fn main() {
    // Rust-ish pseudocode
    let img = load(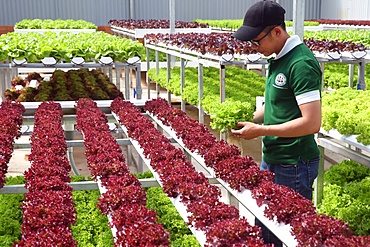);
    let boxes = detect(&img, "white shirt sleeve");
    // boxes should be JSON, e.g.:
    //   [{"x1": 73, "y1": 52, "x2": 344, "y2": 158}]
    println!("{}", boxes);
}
[{"x1": 295, "y1": 90, "x2": 320, "y2": 105}]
